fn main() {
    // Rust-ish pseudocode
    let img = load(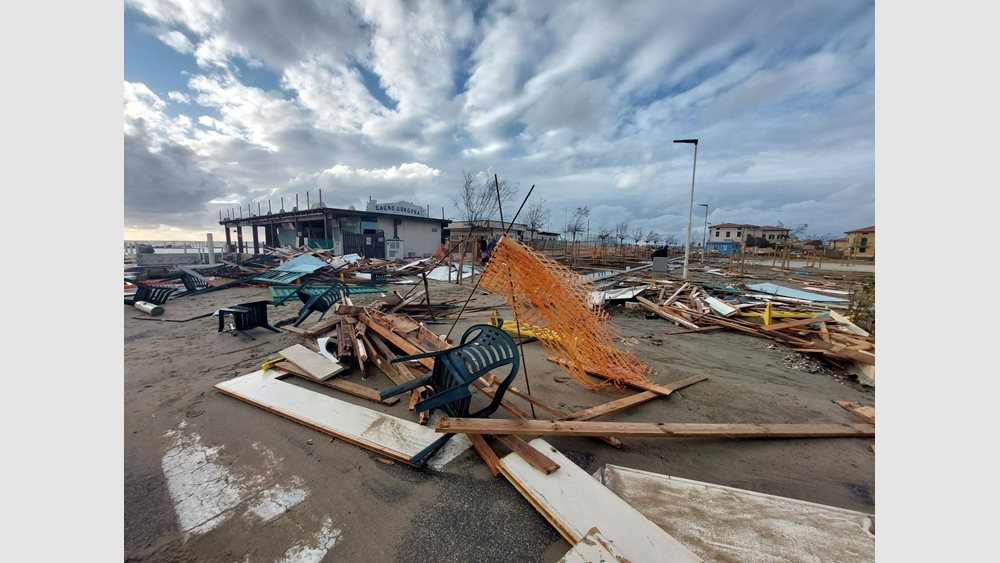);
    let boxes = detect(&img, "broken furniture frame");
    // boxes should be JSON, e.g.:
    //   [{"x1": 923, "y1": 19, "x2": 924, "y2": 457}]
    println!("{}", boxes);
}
[
  {"x1": 124, "y1": 280, "x2": 177, "y2": 306},
  {"x1": 380, "y1": 324, "x2": 520, "y2": 464},
  {"x1": 292, "y1": 281, "x2": 351, "y2": 327},
  {"x1": 218, "y1": 300, "x2": 281, "y2": 339}
]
